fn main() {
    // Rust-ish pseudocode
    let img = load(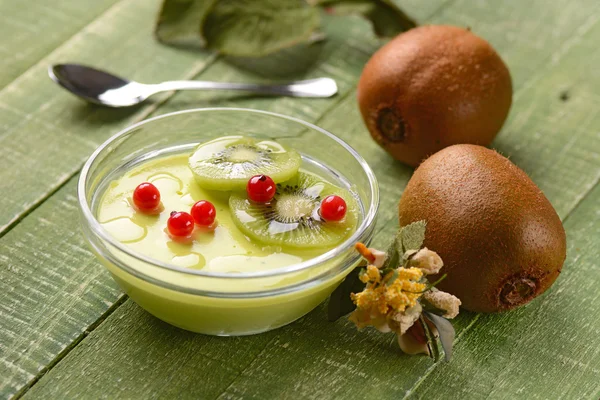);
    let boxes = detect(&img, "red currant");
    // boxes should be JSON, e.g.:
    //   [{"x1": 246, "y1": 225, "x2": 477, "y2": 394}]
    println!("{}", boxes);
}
[
  {"x1": 133, "y1": 182, "x2": 161, "y2": 212},
  {"x1": 246, "y1": 175, "x2": 276, "y2": 203},
  {"x1": 191, "y1": 200, "x2": 216, "y2": 226},
  {"x1": 167, "y1": 211, "x2": 194, "y2": 237},
  {"x1": 320, "y1": 195, "x2": 347, "y2": 221}
]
